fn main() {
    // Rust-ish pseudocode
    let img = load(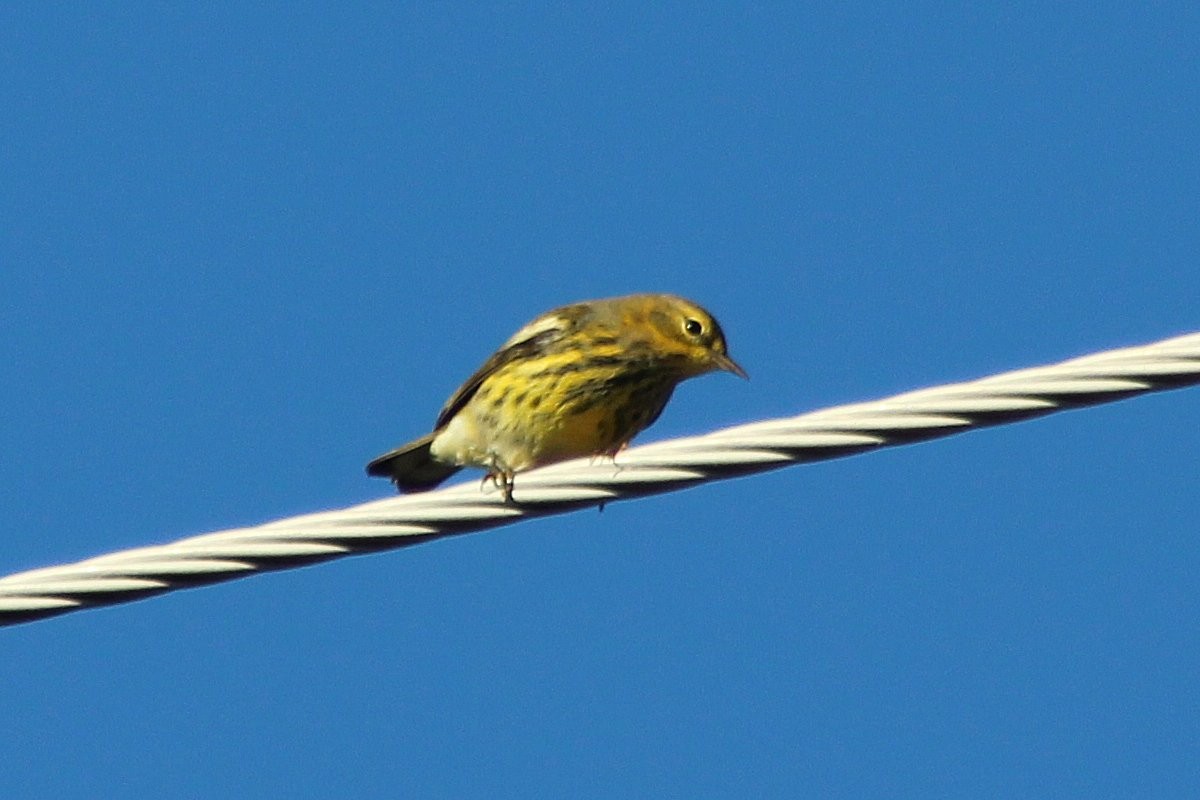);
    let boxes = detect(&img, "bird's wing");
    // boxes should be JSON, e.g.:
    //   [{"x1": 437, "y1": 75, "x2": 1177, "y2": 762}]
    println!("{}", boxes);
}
[{"x1": 432, "y1": 305, "x2": 588, "y2": 430}]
